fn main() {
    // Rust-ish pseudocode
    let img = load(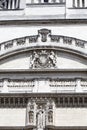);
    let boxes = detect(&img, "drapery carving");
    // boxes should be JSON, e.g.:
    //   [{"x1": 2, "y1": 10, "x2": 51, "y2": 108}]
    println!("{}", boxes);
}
[{"x1": 36, "y1": 110, "x2": 45, "y2": 129}]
